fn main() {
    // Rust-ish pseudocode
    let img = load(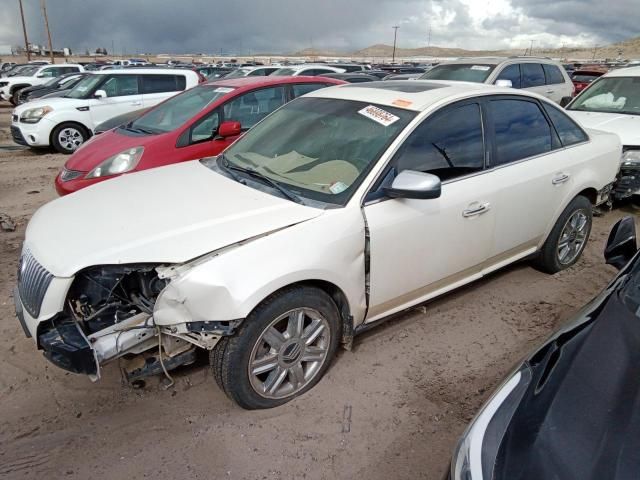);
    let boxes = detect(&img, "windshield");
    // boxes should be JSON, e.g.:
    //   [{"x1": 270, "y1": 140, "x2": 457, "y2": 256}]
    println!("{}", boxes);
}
[
  {"x1": 419, "y1": 63, "x2": 495, "y2": 83},
  {"x1": 17, "y1": 66, "x2": 38, "y2": 76},
  {"x1": 208, "y1": 97, "x2": 416, "y2": 205},
  {"x1": 65, "y1": 75, "x2": 103, "y2": 99},
  {"x1": 224, "y1": 68, "x2": 252, "y2": 78},
  {"x1": 272, "y1": 68, "x2": 297, "y2": 76},
  {"x1": 569, "y1": 77, "x2": 640, "y2": 115},
  {"x1": 130, "y1": 84, "x2": 233, "y2": 134},
  {"x1": 43, "y1": 76, "x2": 61, "y2": 87}
]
